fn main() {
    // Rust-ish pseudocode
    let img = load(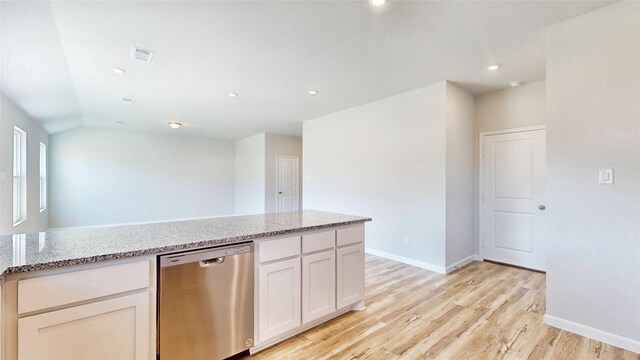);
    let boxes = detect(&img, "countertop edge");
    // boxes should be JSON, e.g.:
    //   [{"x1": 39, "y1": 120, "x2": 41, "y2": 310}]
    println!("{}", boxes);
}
[{"x1": 0, "y1": 218, "x2": 371, "y2": 280}]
